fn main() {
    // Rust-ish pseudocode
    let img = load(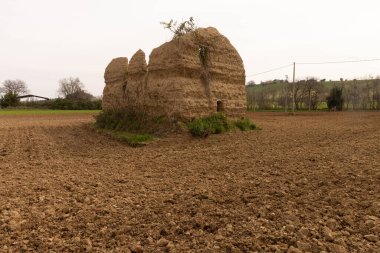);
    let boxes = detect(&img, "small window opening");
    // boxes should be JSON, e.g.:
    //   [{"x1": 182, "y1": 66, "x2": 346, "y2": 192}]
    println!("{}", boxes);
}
[{"x1": 217, "y1": 101, "x2": 224, "y2": 112}]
